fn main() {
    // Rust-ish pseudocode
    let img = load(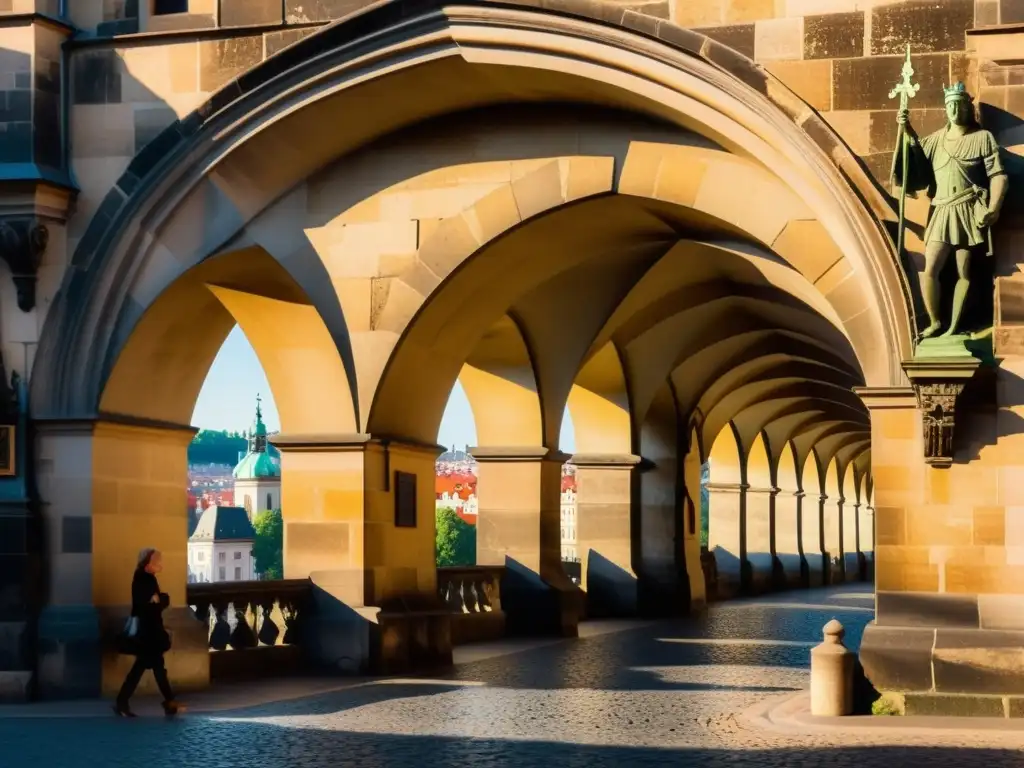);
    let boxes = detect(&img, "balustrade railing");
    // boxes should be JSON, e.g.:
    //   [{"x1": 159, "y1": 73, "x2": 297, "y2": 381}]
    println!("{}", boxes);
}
[
  {"x1": 187, "y1": 579, "x2": 312, "y2": 679},
  {"x1": 438, "y1": 566, "x2": 503, "y2": 614},
  {"x1": 437, "y1": 566, "x2": 505, "y2": 644}
]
